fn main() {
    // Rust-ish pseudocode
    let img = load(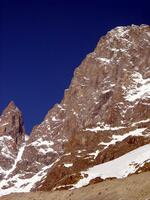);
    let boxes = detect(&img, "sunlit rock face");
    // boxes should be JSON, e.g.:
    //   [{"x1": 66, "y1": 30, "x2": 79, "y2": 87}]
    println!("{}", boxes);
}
[
  {"x1": 0, "y1": 25, "x2": 150, "y2": 196},
  {"x1": 0, "y1": 101, "x2": 25, "y2": 180},
  {"x1": 0, "y1": 101, "x2": 25, "y2": 145}
]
